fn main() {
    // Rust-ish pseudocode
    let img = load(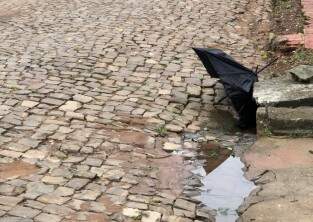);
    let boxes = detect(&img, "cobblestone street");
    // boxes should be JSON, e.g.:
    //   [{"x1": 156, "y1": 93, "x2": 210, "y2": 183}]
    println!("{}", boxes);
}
[{"x1": 0, "y1": 0, "x2": 268, "y2": 221}]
